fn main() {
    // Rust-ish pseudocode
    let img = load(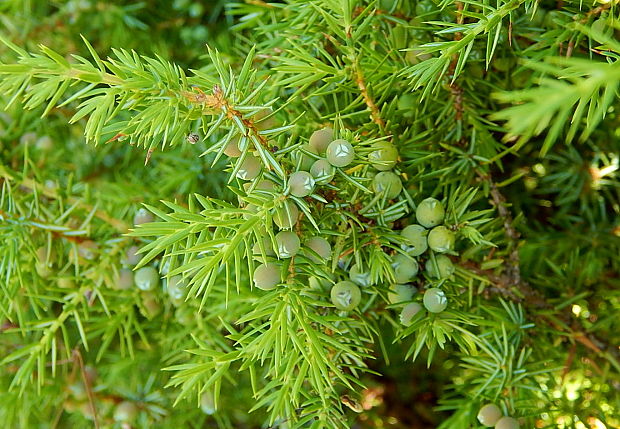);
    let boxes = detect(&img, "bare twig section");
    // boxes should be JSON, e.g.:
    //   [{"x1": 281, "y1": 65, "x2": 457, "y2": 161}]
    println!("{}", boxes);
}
[
  {"x1": 477, "y1": 170, "x2": 522, "y2": 286},
  {"x1": 582, "y1": 2, "x2": 612, "y2": 20},
  {"x1": 562, "y1": 343, "x2": 577, "y2": 380},
  {"x1": 449, "y1": 2, "x2": 465, "y2": 122},
  {"x1": 73, "y1": 349, "x2": 100, "y2": 429},
  {"x1": 461, "y1": 260, "x2": 543, "y2": 307},
  {"x1": 353, "y1": 60, "x2": 386, "y2": 131},
  {"x1": 449, "y1": 82, "x2": 464, "y2": 122}
]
